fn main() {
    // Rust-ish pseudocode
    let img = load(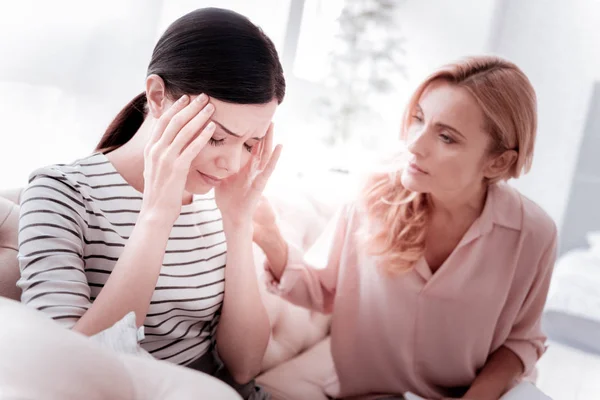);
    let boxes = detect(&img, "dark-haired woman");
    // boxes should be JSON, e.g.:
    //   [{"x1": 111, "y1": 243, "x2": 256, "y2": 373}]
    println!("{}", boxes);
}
[{"x1": 16, "y1": 8, "x2": 284, "y2": 399}]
